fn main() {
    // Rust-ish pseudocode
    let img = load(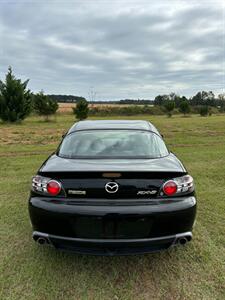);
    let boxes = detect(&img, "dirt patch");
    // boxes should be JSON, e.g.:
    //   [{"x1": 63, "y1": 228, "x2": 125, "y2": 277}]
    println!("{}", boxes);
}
[{"x1": 0, "y1": 127, "x2": 63, "y2": 146}]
